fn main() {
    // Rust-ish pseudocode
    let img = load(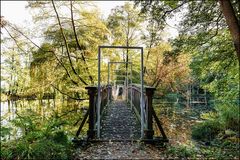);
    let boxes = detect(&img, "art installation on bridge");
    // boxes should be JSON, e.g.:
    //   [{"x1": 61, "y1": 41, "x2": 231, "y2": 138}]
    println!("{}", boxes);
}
[{"x1": 74, "y1": 46, "x2": 168, "y2": 144}]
